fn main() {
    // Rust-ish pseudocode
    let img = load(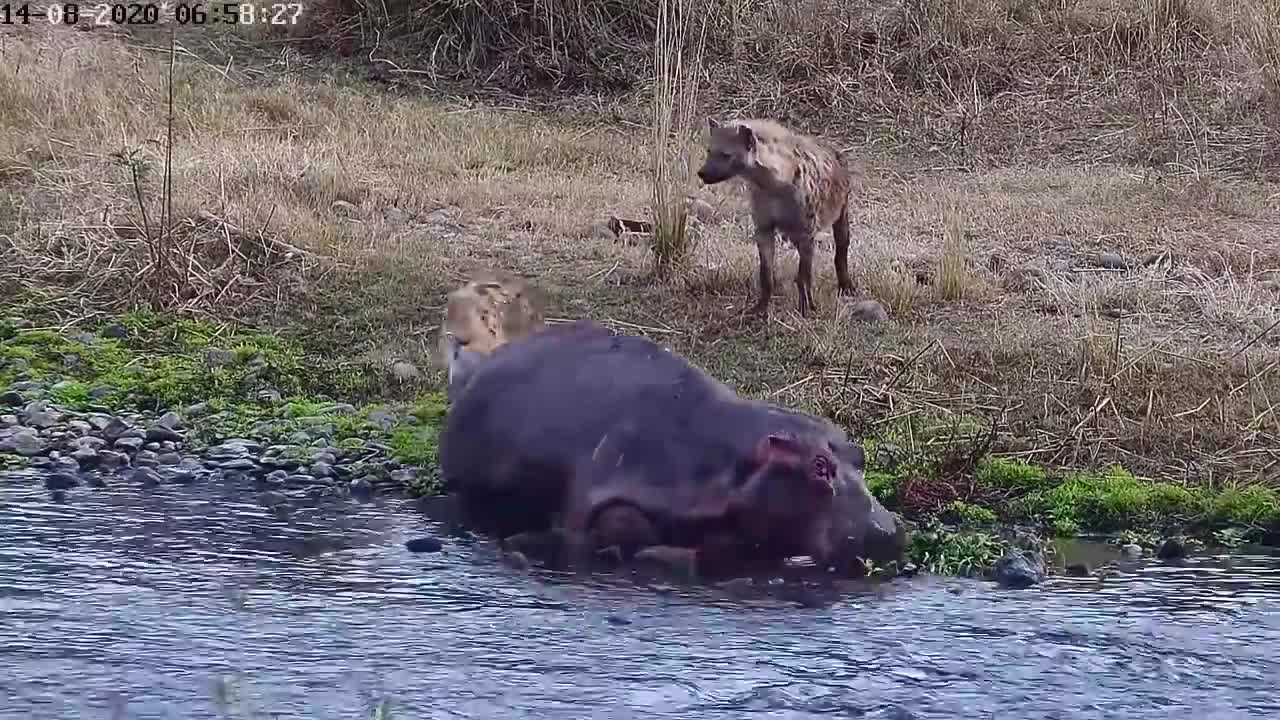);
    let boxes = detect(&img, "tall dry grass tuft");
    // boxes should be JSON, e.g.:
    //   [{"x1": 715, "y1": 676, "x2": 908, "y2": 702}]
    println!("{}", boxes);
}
[
  {"x1": 936, "y1": 206, "x2": 975, "y2": 302},
  {"x1": 649, "y1": 0, "x2": 708, "y2": 280},
  {"x1": 1239, "y1": 0, "x2": 1280, "y2": 109}
]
